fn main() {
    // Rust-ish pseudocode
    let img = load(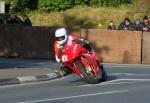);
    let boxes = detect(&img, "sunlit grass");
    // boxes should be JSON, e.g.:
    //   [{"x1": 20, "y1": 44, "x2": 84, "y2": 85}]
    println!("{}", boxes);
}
[{"x1": 24, "y1": 0, "x2": 150, "y2": 29}]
